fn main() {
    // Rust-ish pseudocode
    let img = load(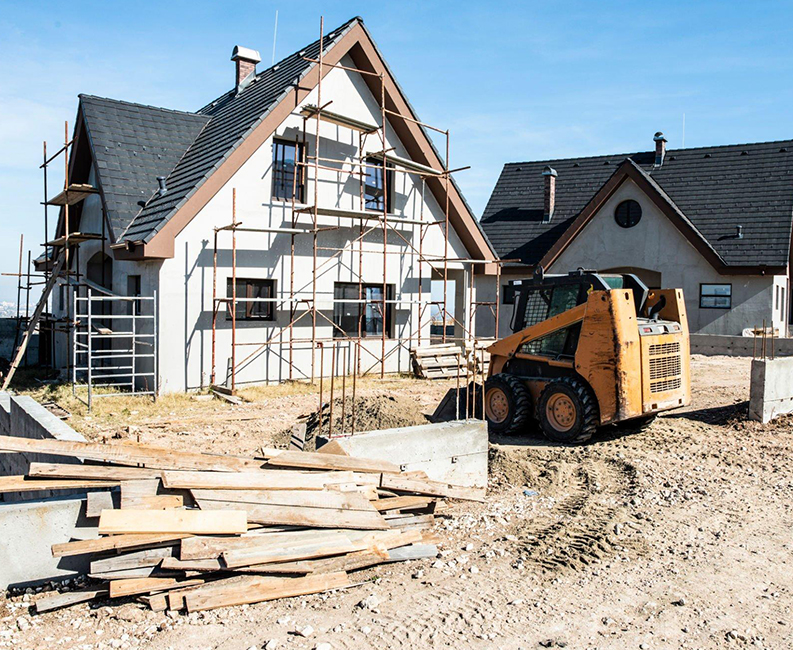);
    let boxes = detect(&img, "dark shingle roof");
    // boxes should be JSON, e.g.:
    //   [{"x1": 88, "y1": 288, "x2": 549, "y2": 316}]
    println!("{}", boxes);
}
[
  {"x1": 118, "y1": 17, "x2": 359, "y2": 243},
  {"x1": 481, "y1": 140, "x2": 793, "y2": 268},
  {"x1": 79, "y1": 95, "x2": 209, "y2": 239}
]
